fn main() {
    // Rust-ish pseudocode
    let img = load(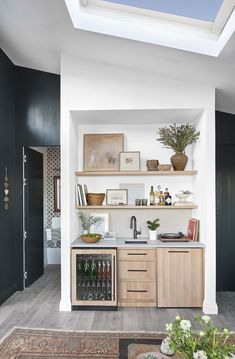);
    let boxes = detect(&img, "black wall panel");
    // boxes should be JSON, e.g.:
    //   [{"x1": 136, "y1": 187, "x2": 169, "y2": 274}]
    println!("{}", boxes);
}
[
  {"x1": 0, "y1": 49, "x2": 17, "y2": 304},
  {"x1": 0, "y1": 50, "x2": 60, "y2": 304},
  {"x1": 15, "y1": 66, "x2": 60, "y2": 146},
  {"x1": 216, "y1": 111, "x2": 235, "y2": 291}
]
